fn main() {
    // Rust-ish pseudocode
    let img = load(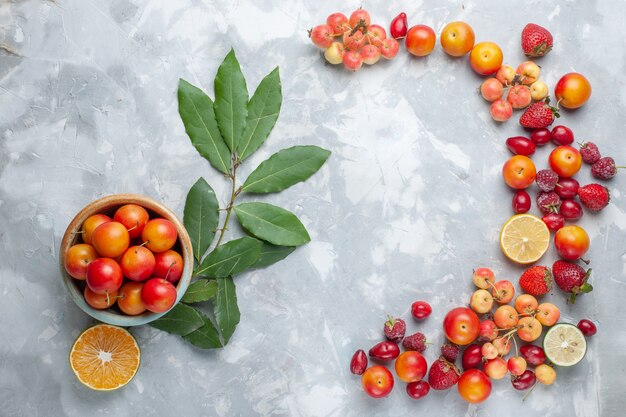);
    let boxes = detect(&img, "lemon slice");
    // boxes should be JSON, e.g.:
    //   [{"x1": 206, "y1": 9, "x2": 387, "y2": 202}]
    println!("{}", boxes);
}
[
  {"x1": 543, "y1": 323, "x2": 587, "y2": 367},
  {"x1": 69, "y1": 324, "x2": 140, "y2": 391},
  {"x1": 500, "y1": 214, "x2": 550, "y2": 264}
]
